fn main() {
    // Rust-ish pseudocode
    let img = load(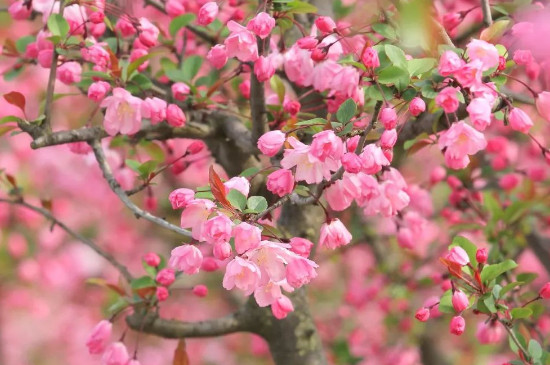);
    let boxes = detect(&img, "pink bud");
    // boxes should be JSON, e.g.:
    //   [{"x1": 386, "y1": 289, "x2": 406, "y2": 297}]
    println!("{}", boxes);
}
[
  {"x1": 171, "y1": 82, "x2": 190, "y2": 101},
  {"x1": 380, "y1": 129, "x2": 397, "y2": 149},
  {"x1": 283, "y1": 100, "x2": 301, "y2": 116},
  {"x1": 445, "y1": 246, "x2": 469, "y2": 266},
  {"x1": 509, "y1": 107, "x2": 533, "y2": 133},
  {"x1": 446, "y1": 175, "x2": 462, "y2": 190},
  {"x1": 266, "y1": 169, "x2": 294, "y2": 197},
  {"x1": 116, "y1": 18, "x2": 137, "y2": 37},
  {"x1": 341, "y1": 153, "x2": 363, "y2": 173},
  {"x1": 207, "y1": 44, "x2": 228, "y2": 69},
  {"x1": 89, "y1": 12, "x2": 105, "y2": 24},
  {"x1": 409, "y1": 97, "x2": 426, "y2": 117},
  {"x1": 156, "y1": 268, "x2": 175, "y2": 286},
  {"x1": 379, "y1": 107, "x2": 397, "y2": 129},
  {"x1": 86, "y1": 320, "x2": 112, "y2": 354},
  {"x1": 201, "y1": 257, "x2": 220, "y2": 272},
  {"x1": 539, "y1": 282, "x2": 550, "y2": 299},
  {"x1": 513, "y1": 49, "x2": 533, "y2": 66},
  {"x1": 271, "y1": 295, "x2": 294, "y2": 319},
  {"x1": 168, "y1": 188, "x2": 194, "y2": 209},
  {"x1": 187, "y1": 141, "x2": 204, "y2": 154},
  {"x1": 311, "y1": 47, "x2": 328, "y2": 62},
  {"x1": 415, "y1": 308, "x2": 430, "y2": 322},
  {"x1": 239, "y1": 79, "x2": 250, "y2": 98},
  {"x1": 88, "y1": 81, "x2": 111, "y2": 102},
  {"x1": 319, "y1": 219, "x2": 352, "y2": 249},
  {"x1": 430, "y1": 166, "x2": 446, "y2": 185},
  {"x1": 452, "y1": 290, "x2": 469, "y2": 312},
  {"x1": 213, "y1": 241, "x2": 232, "y2": 260},
  {"x1": 102, "y1": 342, "x2": 130, "y2": 365},
  {"x1": 476, "y1": 248, "x2": 488, "y2": 264},
  {"x1": 138, "y1": 18, "x2": 159, "y2": 48},
  {"x1": 192, "y1": 284, "x2": 208, "y2": 297},
  {"x1": 165, "y1": 0, "x2": 185, "y2": 17},
  {"x1": 198, "y1": 2, "x2": 218, "y2": 26},
  {"x1": 8, "y1": 1, "x2": 32, "y2": 20},
  {"x1": 498, "y1": 173, "x2": 521, "y2": 191},
  {"x1": 257, "y1": 130, "x2": 285, "y2": 156},
  {"x1": 156, "y1": 286, "x2": 169, "y2": 301},
  {"x1": 57, "y1": 62, "x2": 82, "y2": 85},
  {"x1": 361, "y1": 47, "x2": 380, "y2": 68},
  {"x1": 169, "y1": 244, "x2": 203, "y2": 274},
  {"x1": 143, "y1": 252, "x2": 161, "y2": 267},
  {"x1": 536, "y1": 91, "x2": 550, "y2": 122},
  {"x1": 166, "y1": 104, "x2": 186, "y2": 127},
  {"x1": 450, "y1": 315, "x2": 466, "y2": 335},
  {"x1": 297, "y1": 36, "x2": 318, "y2": 50},
  {"x1": 315, "y1": 16, "x2": 336, "y2": 34},
  {"x1": 254, "y1": 56, "x2": 275, "y2": 82},
  {"x1": 247, "y1": 12, "x2": 275, "y2": 39},
  {"x1": 289, "y1": 237, "x2": 314, "y2": 257}
]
